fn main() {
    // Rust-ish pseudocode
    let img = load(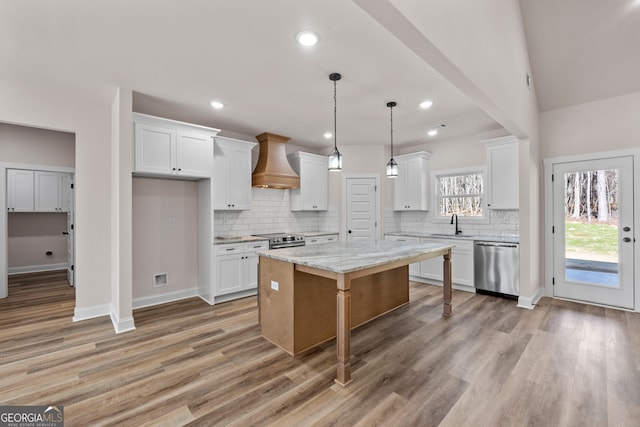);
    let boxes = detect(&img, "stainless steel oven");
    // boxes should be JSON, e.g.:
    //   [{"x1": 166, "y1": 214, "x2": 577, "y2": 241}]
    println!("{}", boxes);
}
[{"x1": 253, "y1": 233, "x2": 306, "y2": 249}]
